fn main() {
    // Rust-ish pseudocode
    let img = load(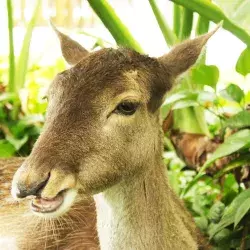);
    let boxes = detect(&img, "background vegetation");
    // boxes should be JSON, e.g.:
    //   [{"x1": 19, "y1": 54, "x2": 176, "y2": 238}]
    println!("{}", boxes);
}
[{"x1": 1, "y1": 0, "x2": 250, "y2": 249}]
